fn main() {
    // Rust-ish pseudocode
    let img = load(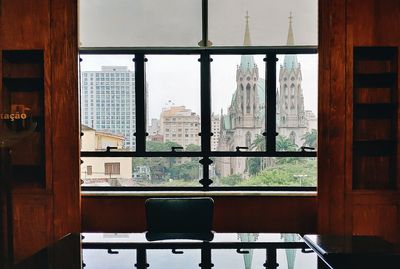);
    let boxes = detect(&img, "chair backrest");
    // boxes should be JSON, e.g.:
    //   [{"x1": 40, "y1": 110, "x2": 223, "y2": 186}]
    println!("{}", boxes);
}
[{"x1": 145, "y1": 197, "x2": 214, "y2": 233}]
